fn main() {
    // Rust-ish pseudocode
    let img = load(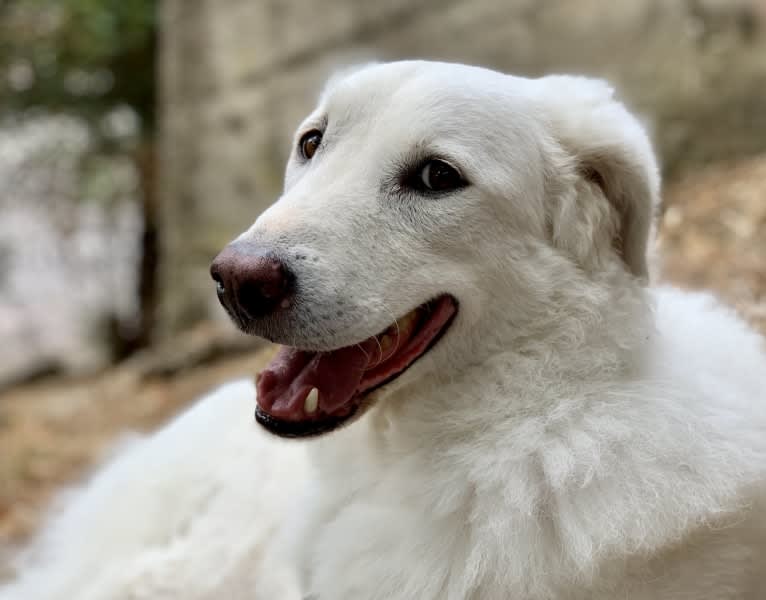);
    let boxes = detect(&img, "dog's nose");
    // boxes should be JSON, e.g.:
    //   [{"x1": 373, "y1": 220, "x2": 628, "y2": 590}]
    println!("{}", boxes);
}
[{"x1": 210, "y1": 244, "x2": 294, "y2": 320}]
